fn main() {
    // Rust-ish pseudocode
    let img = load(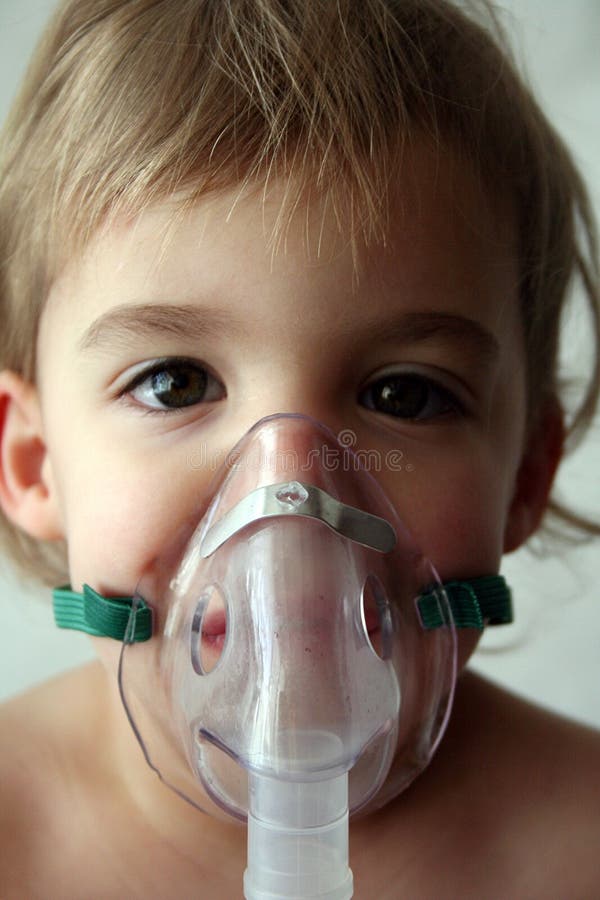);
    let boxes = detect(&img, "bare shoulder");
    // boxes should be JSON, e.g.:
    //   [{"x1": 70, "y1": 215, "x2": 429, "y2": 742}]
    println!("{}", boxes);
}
[
  {"x1": 353, "y1": 671, "x2": 600, "y2": 898},
  {"x1": 0, "y1": 663, "x2": 242, "y2": 900},
  {"x1": 0, "y1": 663, "x2": 110, "y2": 898},
  {"x1": 0, "y1": 686, "x2": 45, "y2": 896},
  {"x1": 456, "y1": 670, "x2": 600, "y2": 796},
  {"x1": 450, "y1": 672, "x2": 600, "y2": 894}
]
